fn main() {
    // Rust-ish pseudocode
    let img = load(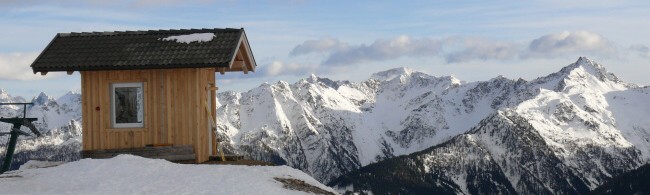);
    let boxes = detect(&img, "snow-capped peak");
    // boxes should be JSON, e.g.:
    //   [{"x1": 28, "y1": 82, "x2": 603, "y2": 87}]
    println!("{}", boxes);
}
[
  {"x1": 447, "y1": 75, "x2": 462, "y2": 86},
  {"x1": 308, "y1": 74, "x2": 318, "y2": 82},
  {"x1": 57, "y1": 91, "x2": 81, "y2": 110},
  {"x1": 0, "y1": 88, "x2": 10, "y2": 101},
  {"x1": 489, "y1": 75, "x2": 511, "y2": 82},
  {"x1": 531, "y1": 57, "x2": 632, "y2": 92},
  {"x1": 370, "y1": 67, "x2": 415, "y2": 81},
  {"x1": 57, "y1": 91, "x2": 80, "y2": 102},
  {"x1": 301, "y1": 74, "x2": 349, "y2": 89},
  {"x1": 0, "y1": 89, "x2": 26, "y2": 110},
  {"x1": 563, "y1": 57, "x2": 621, "y2": 83},
  {"x1": 32, "y1": 92, "x2": 52, "y2": 105},
  {"x1": 575, "y1": 56, "x2": 603, "y2": 69}
]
